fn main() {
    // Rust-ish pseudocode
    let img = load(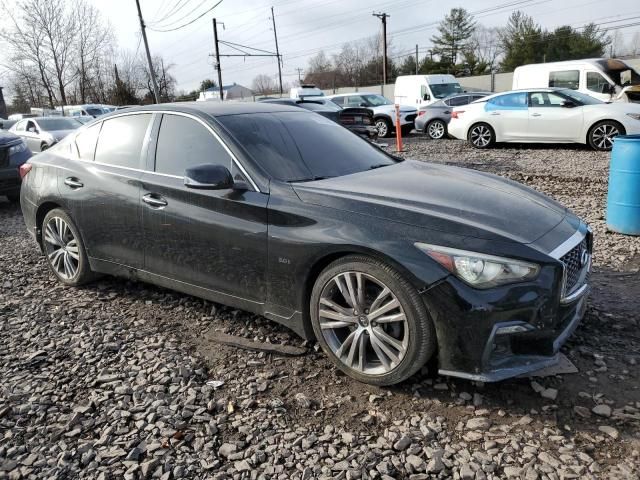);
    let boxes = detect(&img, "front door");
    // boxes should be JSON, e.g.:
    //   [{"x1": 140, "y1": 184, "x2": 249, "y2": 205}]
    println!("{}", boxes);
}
[
  {"x1": 141, "y1": 113, "x2": 268, "y2": 303},
  {"x1": 528, "y1": 91, "x2": 583, "y2": 142}
]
